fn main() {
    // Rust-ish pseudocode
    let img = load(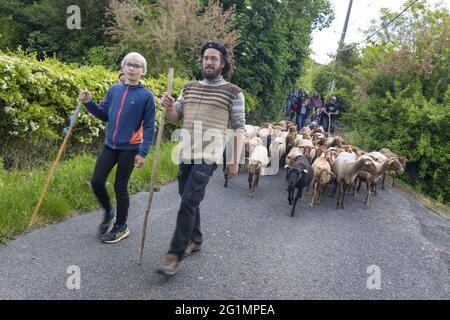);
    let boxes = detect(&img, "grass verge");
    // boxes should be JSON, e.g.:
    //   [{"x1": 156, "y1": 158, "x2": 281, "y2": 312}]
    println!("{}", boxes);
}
[{"x1": 0, "y1": 142, "x2": 178, "y2": 243}]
